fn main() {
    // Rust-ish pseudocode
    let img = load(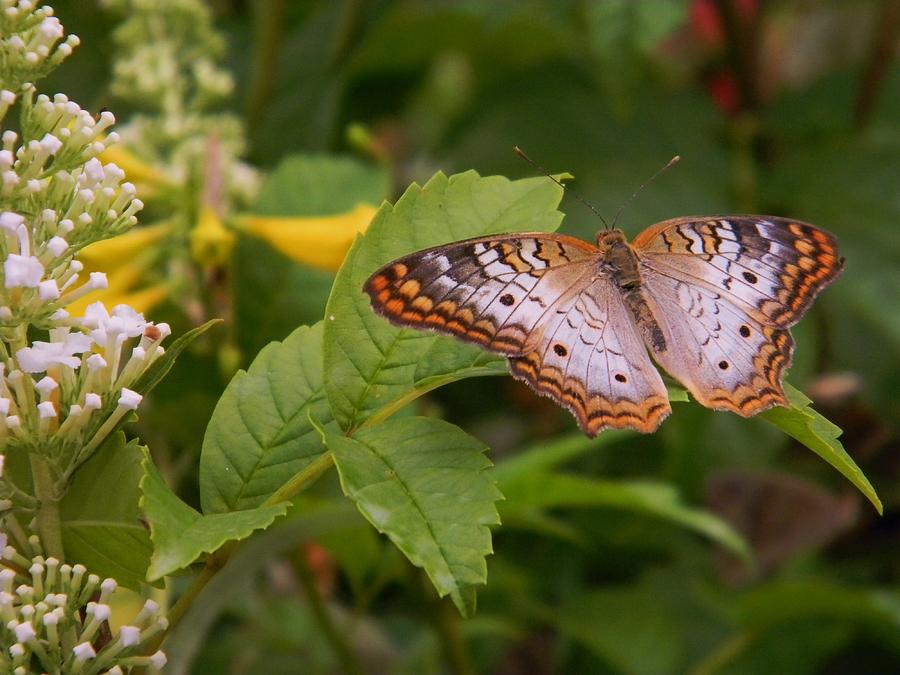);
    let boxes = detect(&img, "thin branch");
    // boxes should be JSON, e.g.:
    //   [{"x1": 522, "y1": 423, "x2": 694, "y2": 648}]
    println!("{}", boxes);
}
[{"x1": 854, "y1": 0, "x2": 900, "y2": 128}]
